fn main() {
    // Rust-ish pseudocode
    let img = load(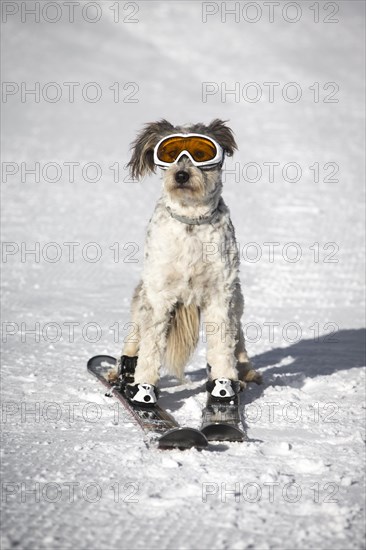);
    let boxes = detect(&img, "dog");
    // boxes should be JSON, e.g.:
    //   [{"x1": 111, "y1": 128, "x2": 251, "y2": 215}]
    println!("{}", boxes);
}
[{"x1": 112, "y1": 119, "x2": 261, "y2": 404}]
